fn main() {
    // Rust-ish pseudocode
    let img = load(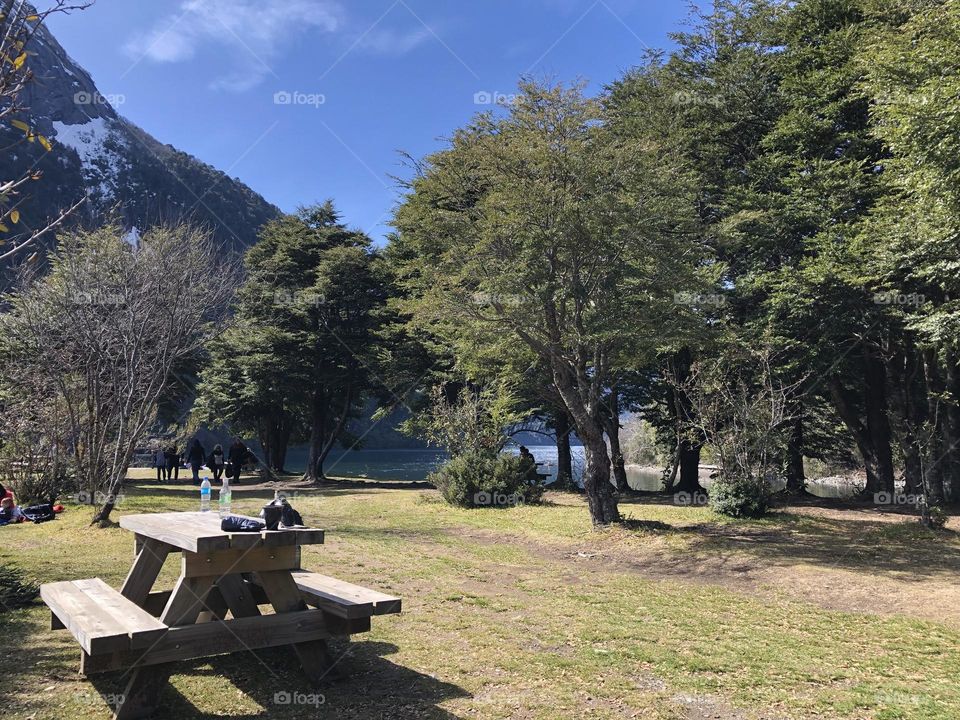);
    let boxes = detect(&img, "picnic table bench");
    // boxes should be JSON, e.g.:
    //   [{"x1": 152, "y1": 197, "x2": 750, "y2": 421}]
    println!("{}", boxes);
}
[{"x1": 41, "y1": 511, "x2": 401, "y2": 719}]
